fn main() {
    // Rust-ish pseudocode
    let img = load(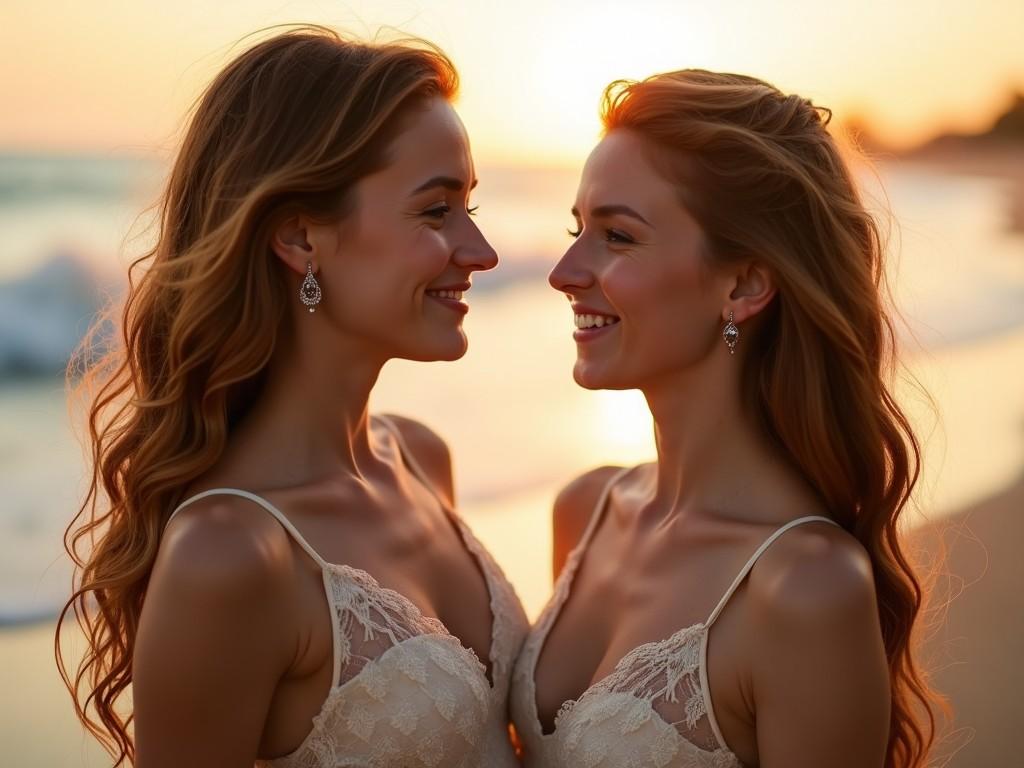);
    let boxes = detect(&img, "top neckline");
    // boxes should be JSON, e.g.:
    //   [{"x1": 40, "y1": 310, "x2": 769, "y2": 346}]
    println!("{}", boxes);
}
[
  {"x1": 525, "y1": 463, "x2": 839, "y2": 744},
  {"x1": 166, "y1": 413, "x2": 501, "y2": 688}
]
